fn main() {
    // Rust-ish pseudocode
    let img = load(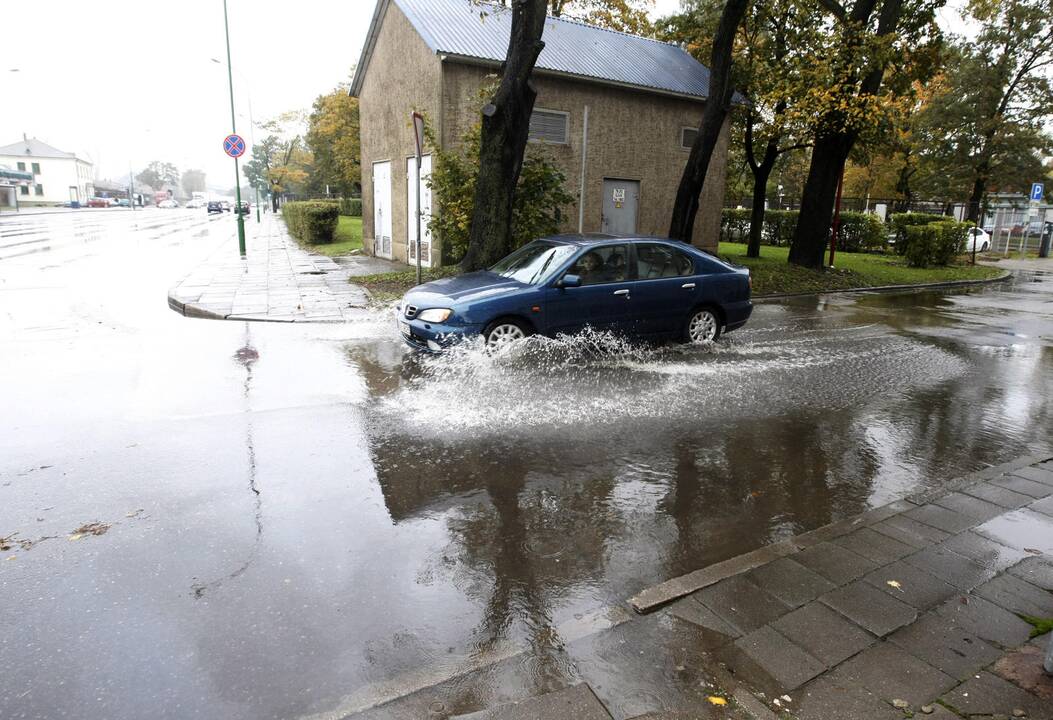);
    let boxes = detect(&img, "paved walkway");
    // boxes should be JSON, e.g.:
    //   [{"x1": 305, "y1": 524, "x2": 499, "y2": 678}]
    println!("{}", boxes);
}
[
  {"x1": 340, "y1": 454, "x2": 1053, "y2": 720},
  {"x1": 167, "y1": 214, "x2": 370, "y2": 322}
]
